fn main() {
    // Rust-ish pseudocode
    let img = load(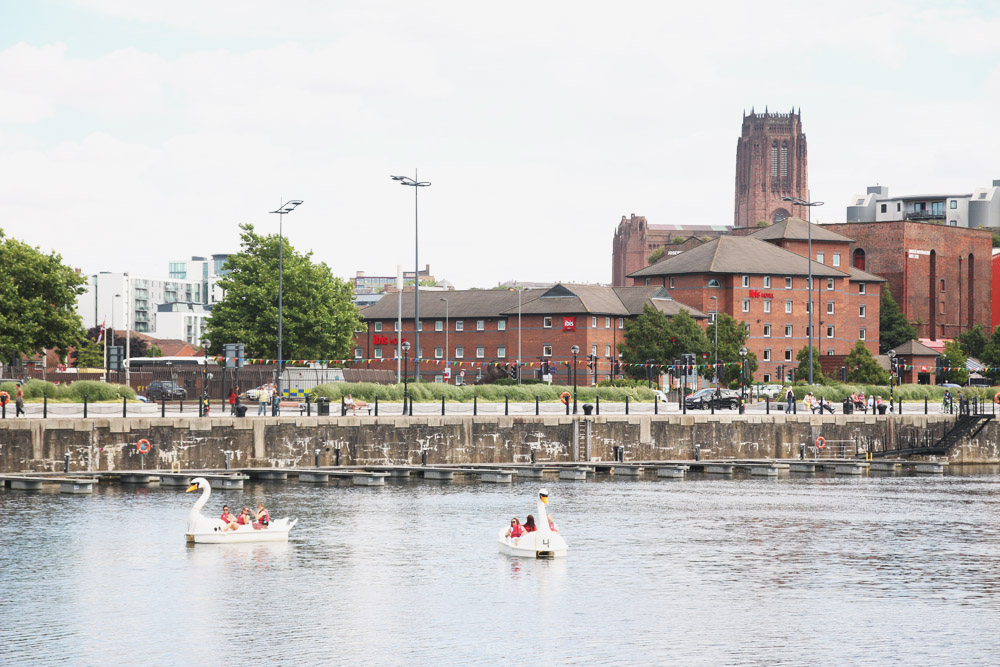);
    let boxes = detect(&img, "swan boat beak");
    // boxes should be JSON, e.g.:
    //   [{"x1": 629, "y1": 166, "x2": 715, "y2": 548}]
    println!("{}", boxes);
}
[
  {"x1": 540, "y1": 495, "x2": 548, "y2": 504},
  {"x1": 185, "y1": 483, "x2": 199, "y2": 493}
]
